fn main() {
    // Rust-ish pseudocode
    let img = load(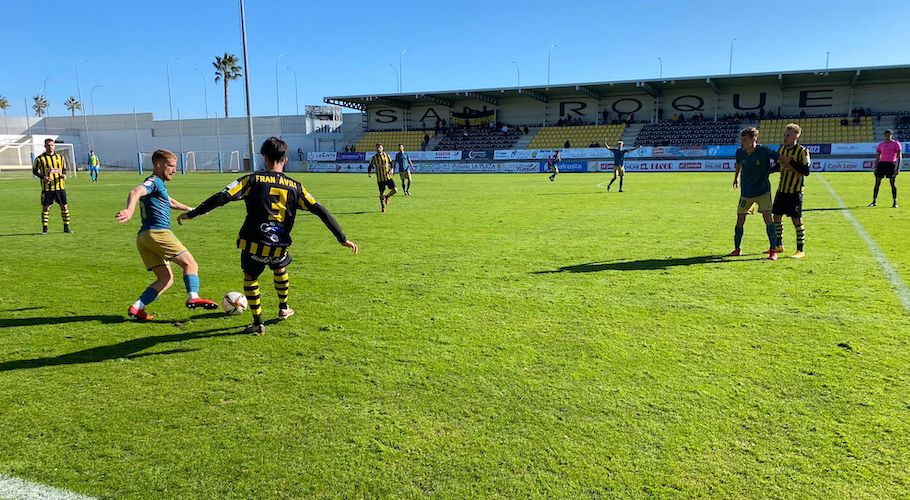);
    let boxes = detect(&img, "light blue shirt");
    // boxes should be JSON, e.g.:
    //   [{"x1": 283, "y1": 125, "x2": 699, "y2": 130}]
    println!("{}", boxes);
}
[{"x1": 138, "y1": 175, "x2": 171, "y2": 232}]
